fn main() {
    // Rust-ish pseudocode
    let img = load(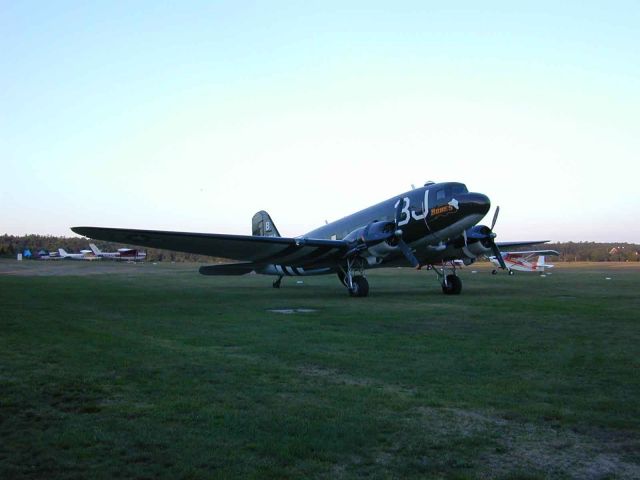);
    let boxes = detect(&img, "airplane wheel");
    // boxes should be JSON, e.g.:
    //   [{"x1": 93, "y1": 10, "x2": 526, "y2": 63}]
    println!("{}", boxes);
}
[
  {"x1": 508, "y1": 270, "x2": 514, "y2": 276},
  {"x1": 491, "y1": 269, "x2": 498, "y2": 275},
  {"x1": 349, "y1": 275, "x2": 369, "y2": 297},
  {"x1": 442, "y1": 274, "x2": 462, "y2": 295}
]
